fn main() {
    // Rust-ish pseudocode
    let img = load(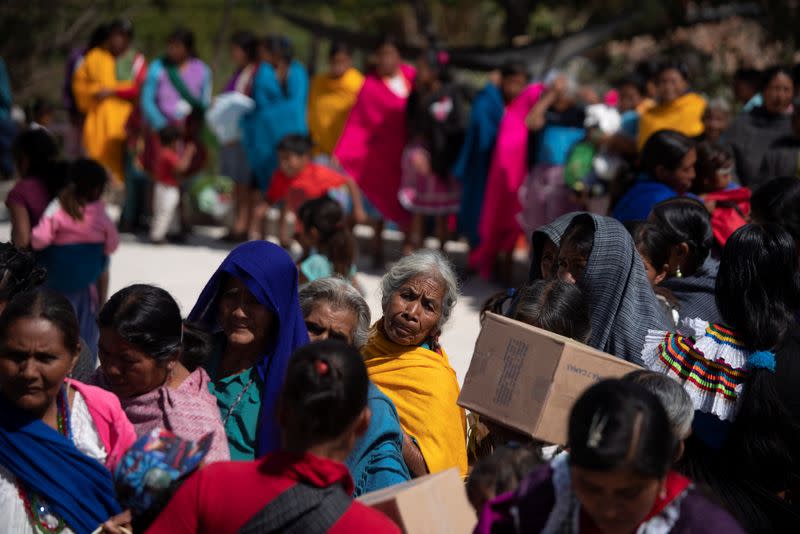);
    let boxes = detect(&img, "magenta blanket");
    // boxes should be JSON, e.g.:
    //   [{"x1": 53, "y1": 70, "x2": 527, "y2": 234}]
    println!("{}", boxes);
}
[
  {"x1": 469, "y1": 83, "x2": 544, "y2": 279},
  {"x1": 334, "y1": 64, "x2": 415, "y2": 226},
  {"x1": 92, "y1": 368, "x2": 230, "y2": 463}
]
